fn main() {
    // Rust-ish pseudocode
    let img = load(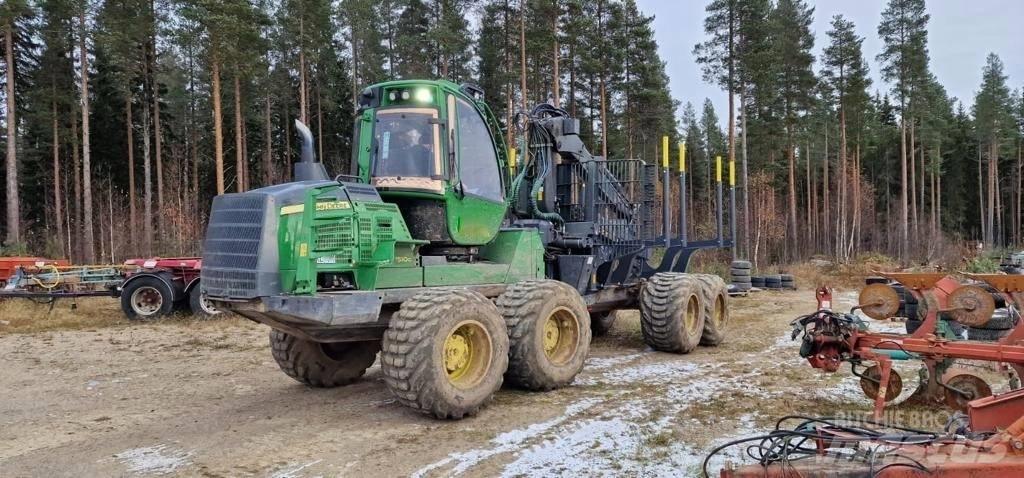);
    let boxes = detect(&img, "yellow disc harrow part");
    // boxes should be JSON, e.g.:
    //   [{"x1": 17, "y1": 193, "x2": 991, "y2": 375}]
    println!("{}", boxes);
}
[
  {"x1": 542, "y1": 306, "x2": 581, "y2": 365},
  {"x1": 948, "y1": 285, "x2": 996, "y2": 328},
  {"x1": 443, "y1": 320, "x2": 492, "y2": 389},
  {"x1": 859, "y1": 283, "x2": 901, "y2": 320}
]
